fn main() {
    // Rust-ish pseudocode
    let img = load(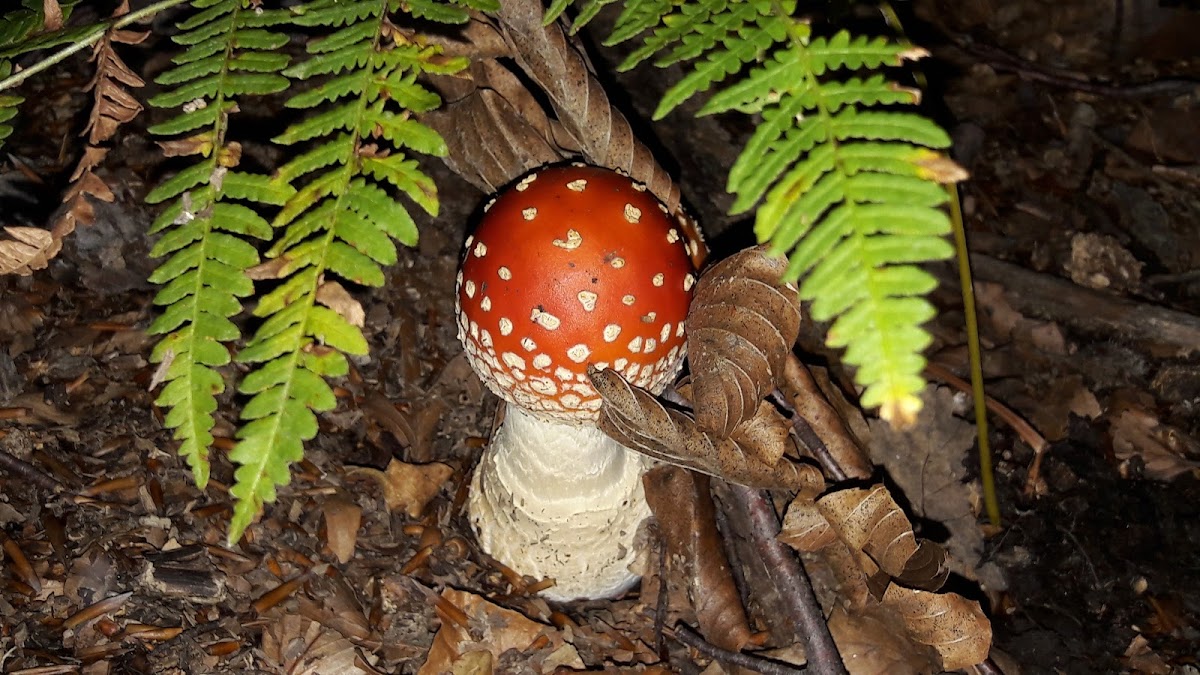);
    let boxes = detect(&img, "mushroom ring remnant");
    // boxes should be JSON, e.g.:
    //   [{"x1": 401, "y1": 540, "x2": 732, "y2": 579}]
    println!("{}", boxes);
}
[{"x1": 455, "y1": 163, "x2": 700, "y2": 600}]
